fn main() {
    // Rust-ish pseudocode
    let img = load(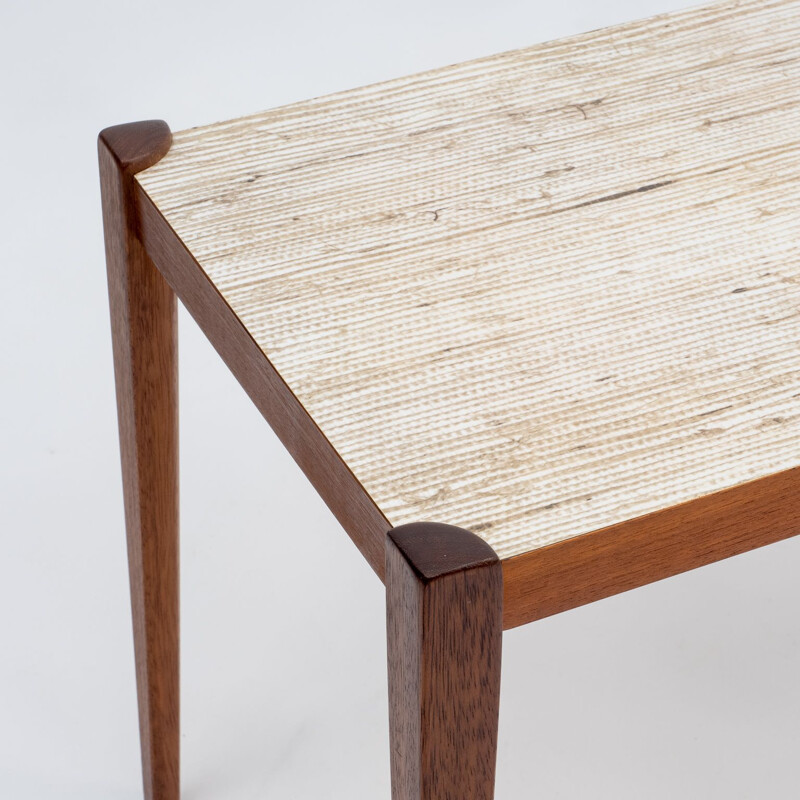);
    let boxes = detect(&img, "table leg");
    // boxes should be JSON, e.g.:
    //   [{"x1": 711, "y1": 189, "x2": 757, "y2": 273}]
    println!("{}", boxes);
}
[
  {"x1": 386, "y1": 522, "x2": 503, "y2": 800},
  {"x1": 99, "y1": 121, "x2": 178, "y2": 800}
]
